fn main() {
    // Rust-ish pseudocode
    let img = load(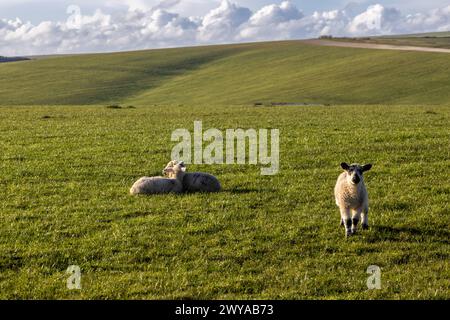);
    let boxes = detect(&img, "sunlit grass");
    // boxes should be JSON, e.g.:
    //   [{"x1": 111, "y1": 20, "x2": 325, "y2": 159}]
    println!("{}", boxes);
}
[{"x1": 0, "y1": 104, "x2": 448, "y2": 299}]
